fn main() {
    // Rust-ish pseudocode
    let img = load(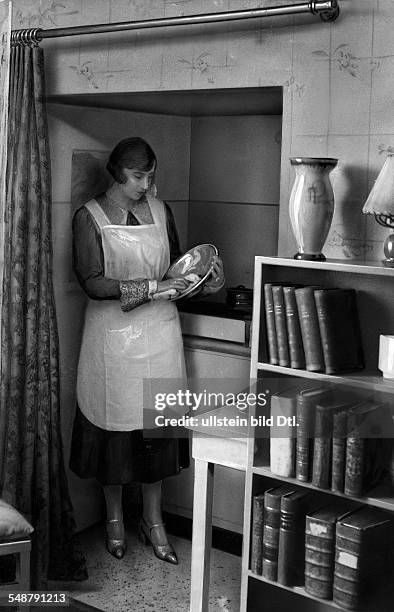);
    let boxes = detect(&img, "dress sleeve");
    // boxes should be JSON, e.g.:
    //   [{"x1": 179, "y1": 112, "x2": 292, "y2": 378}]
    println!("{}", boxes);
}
[
  {"x1": 165, "y1": 203, "x2": 181, "y2": 264},
  {"x1": 72, "y1": 206, "x2": 121, "y2": 300}
]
